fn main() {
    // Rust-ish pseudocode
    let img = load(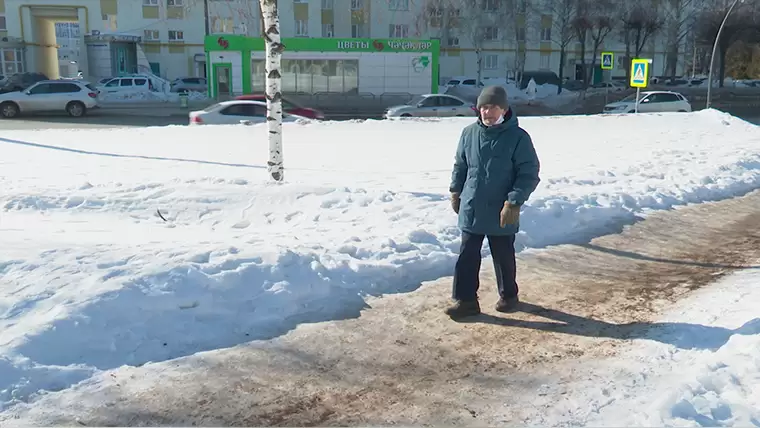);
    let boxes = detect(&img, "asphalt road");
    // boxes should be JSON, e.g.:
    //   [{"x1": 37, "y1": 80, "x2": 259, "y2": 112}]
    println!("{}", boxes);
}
[
  {"x1": 0, "y1": 109, "x2": 189, "y2": 129},
  {"x1": 1, "y1": 110, "x2": 759, "y2": 130}
]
